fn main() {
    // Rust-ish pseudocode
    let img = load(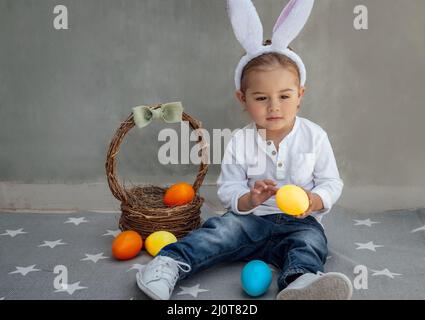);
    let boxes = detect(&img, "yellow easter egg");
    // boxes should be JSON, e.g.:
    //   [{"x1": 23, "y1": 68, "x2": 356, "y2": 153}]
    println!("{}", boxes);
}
[
  {"x1": 276, "y1": 185, "x2": 309, "y2": 216},
  {"x1": 144, "y1": 231, "x2": 178, "y2": 257}
]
